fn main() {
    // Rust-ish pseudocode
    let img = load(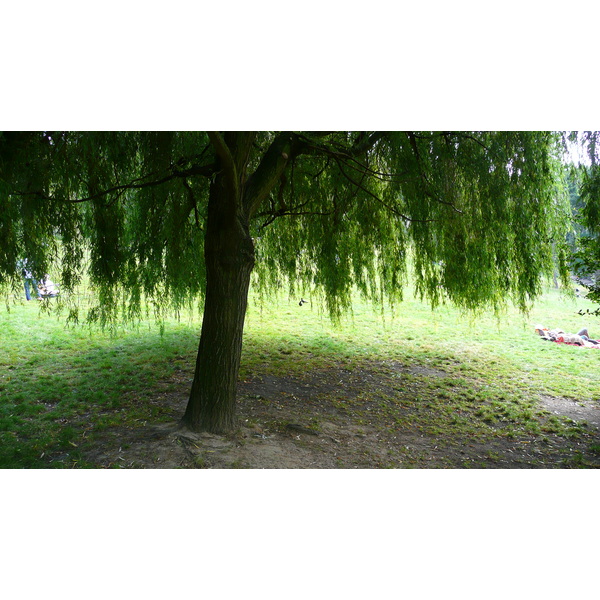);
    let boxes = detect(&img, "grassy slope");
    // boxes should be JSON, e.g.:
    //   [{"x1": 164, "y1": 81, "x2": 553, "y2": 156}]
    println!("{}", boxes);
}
[{"x1": 1, "y1": 284, "x2": 598, "y2": 467}]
